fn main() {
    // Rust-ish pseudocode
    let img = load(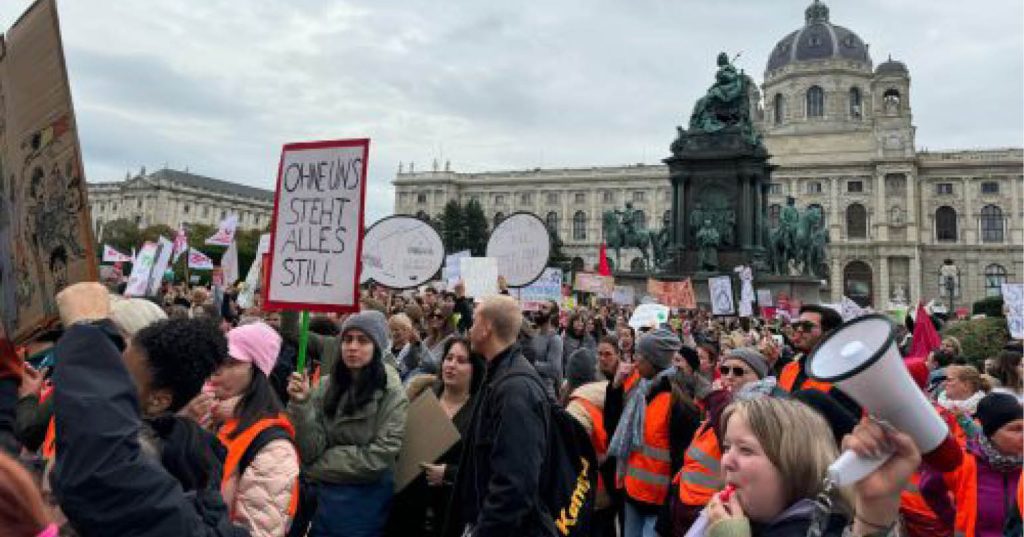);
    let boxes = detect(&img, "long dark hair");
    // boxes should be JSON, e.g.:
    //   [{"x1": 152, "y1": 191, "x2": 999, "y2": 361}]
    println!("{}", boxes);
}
[
  {"x1": 435, "y1": 336, "x2": 485, "y2": 396},
  {"x1": 324, "y1": 347, "x2": 387, "y2": 417},
  {"x1": 228, "y1": 369, "x2": 284, "y2": 440}
]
